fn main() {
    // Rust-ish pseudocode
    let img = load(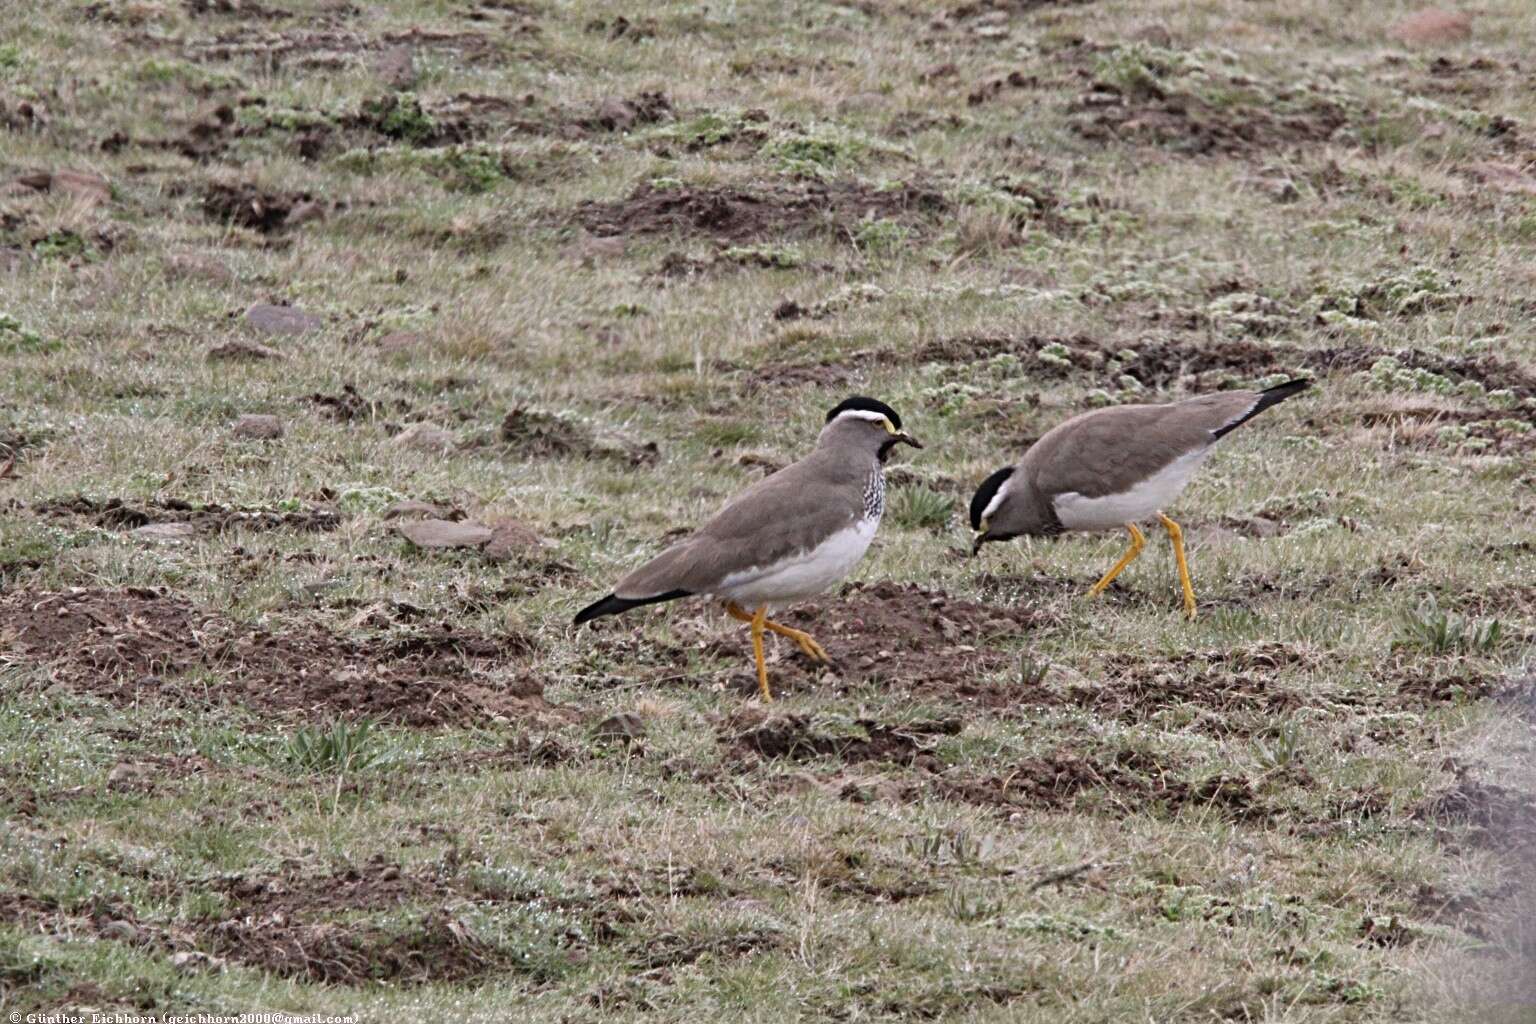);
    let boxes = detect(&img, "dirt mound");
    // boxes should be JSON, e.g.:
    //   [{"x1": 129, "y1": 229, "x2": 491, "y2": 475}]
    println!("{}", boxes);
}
[
  {"x1": 723, "y1": 711, "x2": 959, "y2": 765},
  {"x1": 0, "y1": 588, "x2": 550, "y2": 727},
  {"x1": 3, "y1": 856, "x2": 568, "y2": 987},
  {"x1": 203, "y1": 181, "x2": 331, "y2": 233},
  {"x1": 908, "y1": 331, "x2": 1536, "y2": 405},
  {"x1": 1420, "y1": 773, "x2": 1536, "y2": 850},
  {"x1": 762, "y1": 581, "x2": 1052, "y2": 703},
  {"x1": 573, "y1": 180, "x2": 950, "y2": 245},
  {"x1": 1066, "y1": 645, "x2": 1318, "y2": 736},
  {"x1": 1070, "y1": 83, "x2": 1347, "y2": 156},
  {"x1": 199, "y1": 859, "x2": 530, "y2": 985},
  {"x1": 909, "y1": 333, "x2": 1297, "y2": 391},
  {"x1": 22, "y1": 495, "x2": 340, "y2": 533},
  {"x1": 937, "y1": 748, "x2": 1257, "y2": 816}
]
